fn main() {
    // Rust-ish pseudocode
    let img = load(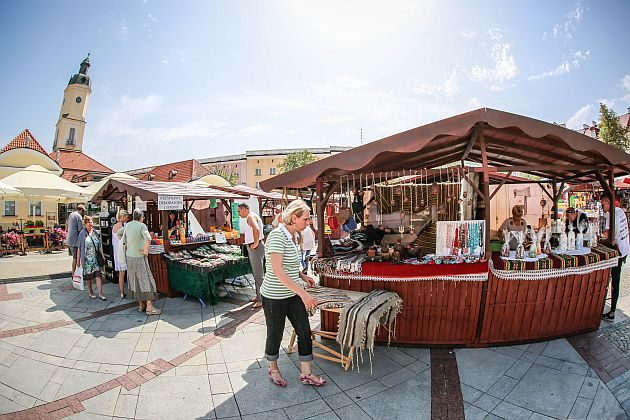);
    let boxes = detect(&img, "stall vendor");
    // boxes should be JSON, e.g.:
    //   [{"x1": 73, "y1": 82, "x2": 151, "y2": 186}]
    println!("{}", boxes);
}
[
  {"x1": 498, "y1": 205, "x2": 528, "y2": 250},
  {"x1": 167, "y1": 212, "x2": 182, "y2": 238},
  {"x1": 564, "y1": 207, "x2": 589, "y2": 234}
]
